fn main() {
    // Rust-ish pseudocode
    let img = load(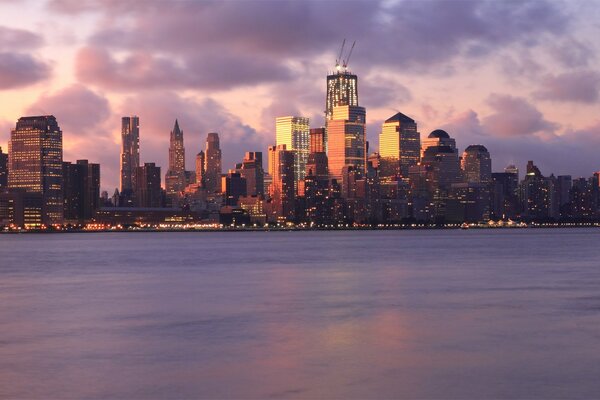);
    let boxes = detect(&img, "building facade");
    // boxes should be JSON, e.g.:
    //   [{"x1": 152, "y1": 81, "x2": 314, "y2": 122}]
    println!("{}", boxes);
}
[
  {"x1": 379, "y1": 112, "x2": 420, "y2": 179},
  {"x1": 204, "y1": 133, "x2": 222, "y2": 193},
  {"x1": 120, "y1": 116, "x2": 140, "y2": 195},
  {"x1": 327, "y1": 105, "x2": 367, "y2": 181},
  {"x1": 276, "y1": 116, "x2": 309, "y2": 187},
  {"x1": 165, "y1": 119, "x2": 187, "y2": 204}
]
